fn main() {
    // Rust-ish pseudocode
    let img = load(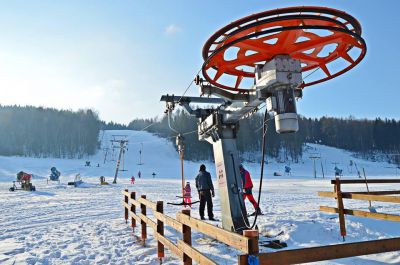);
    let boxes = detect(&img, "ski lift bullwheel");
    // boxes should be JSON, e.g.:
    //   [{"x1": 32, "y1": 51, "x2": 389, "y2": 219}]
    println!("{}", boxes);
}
[{"x1": 202, "y1": 6, "x2": 367, "y2": 92}]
